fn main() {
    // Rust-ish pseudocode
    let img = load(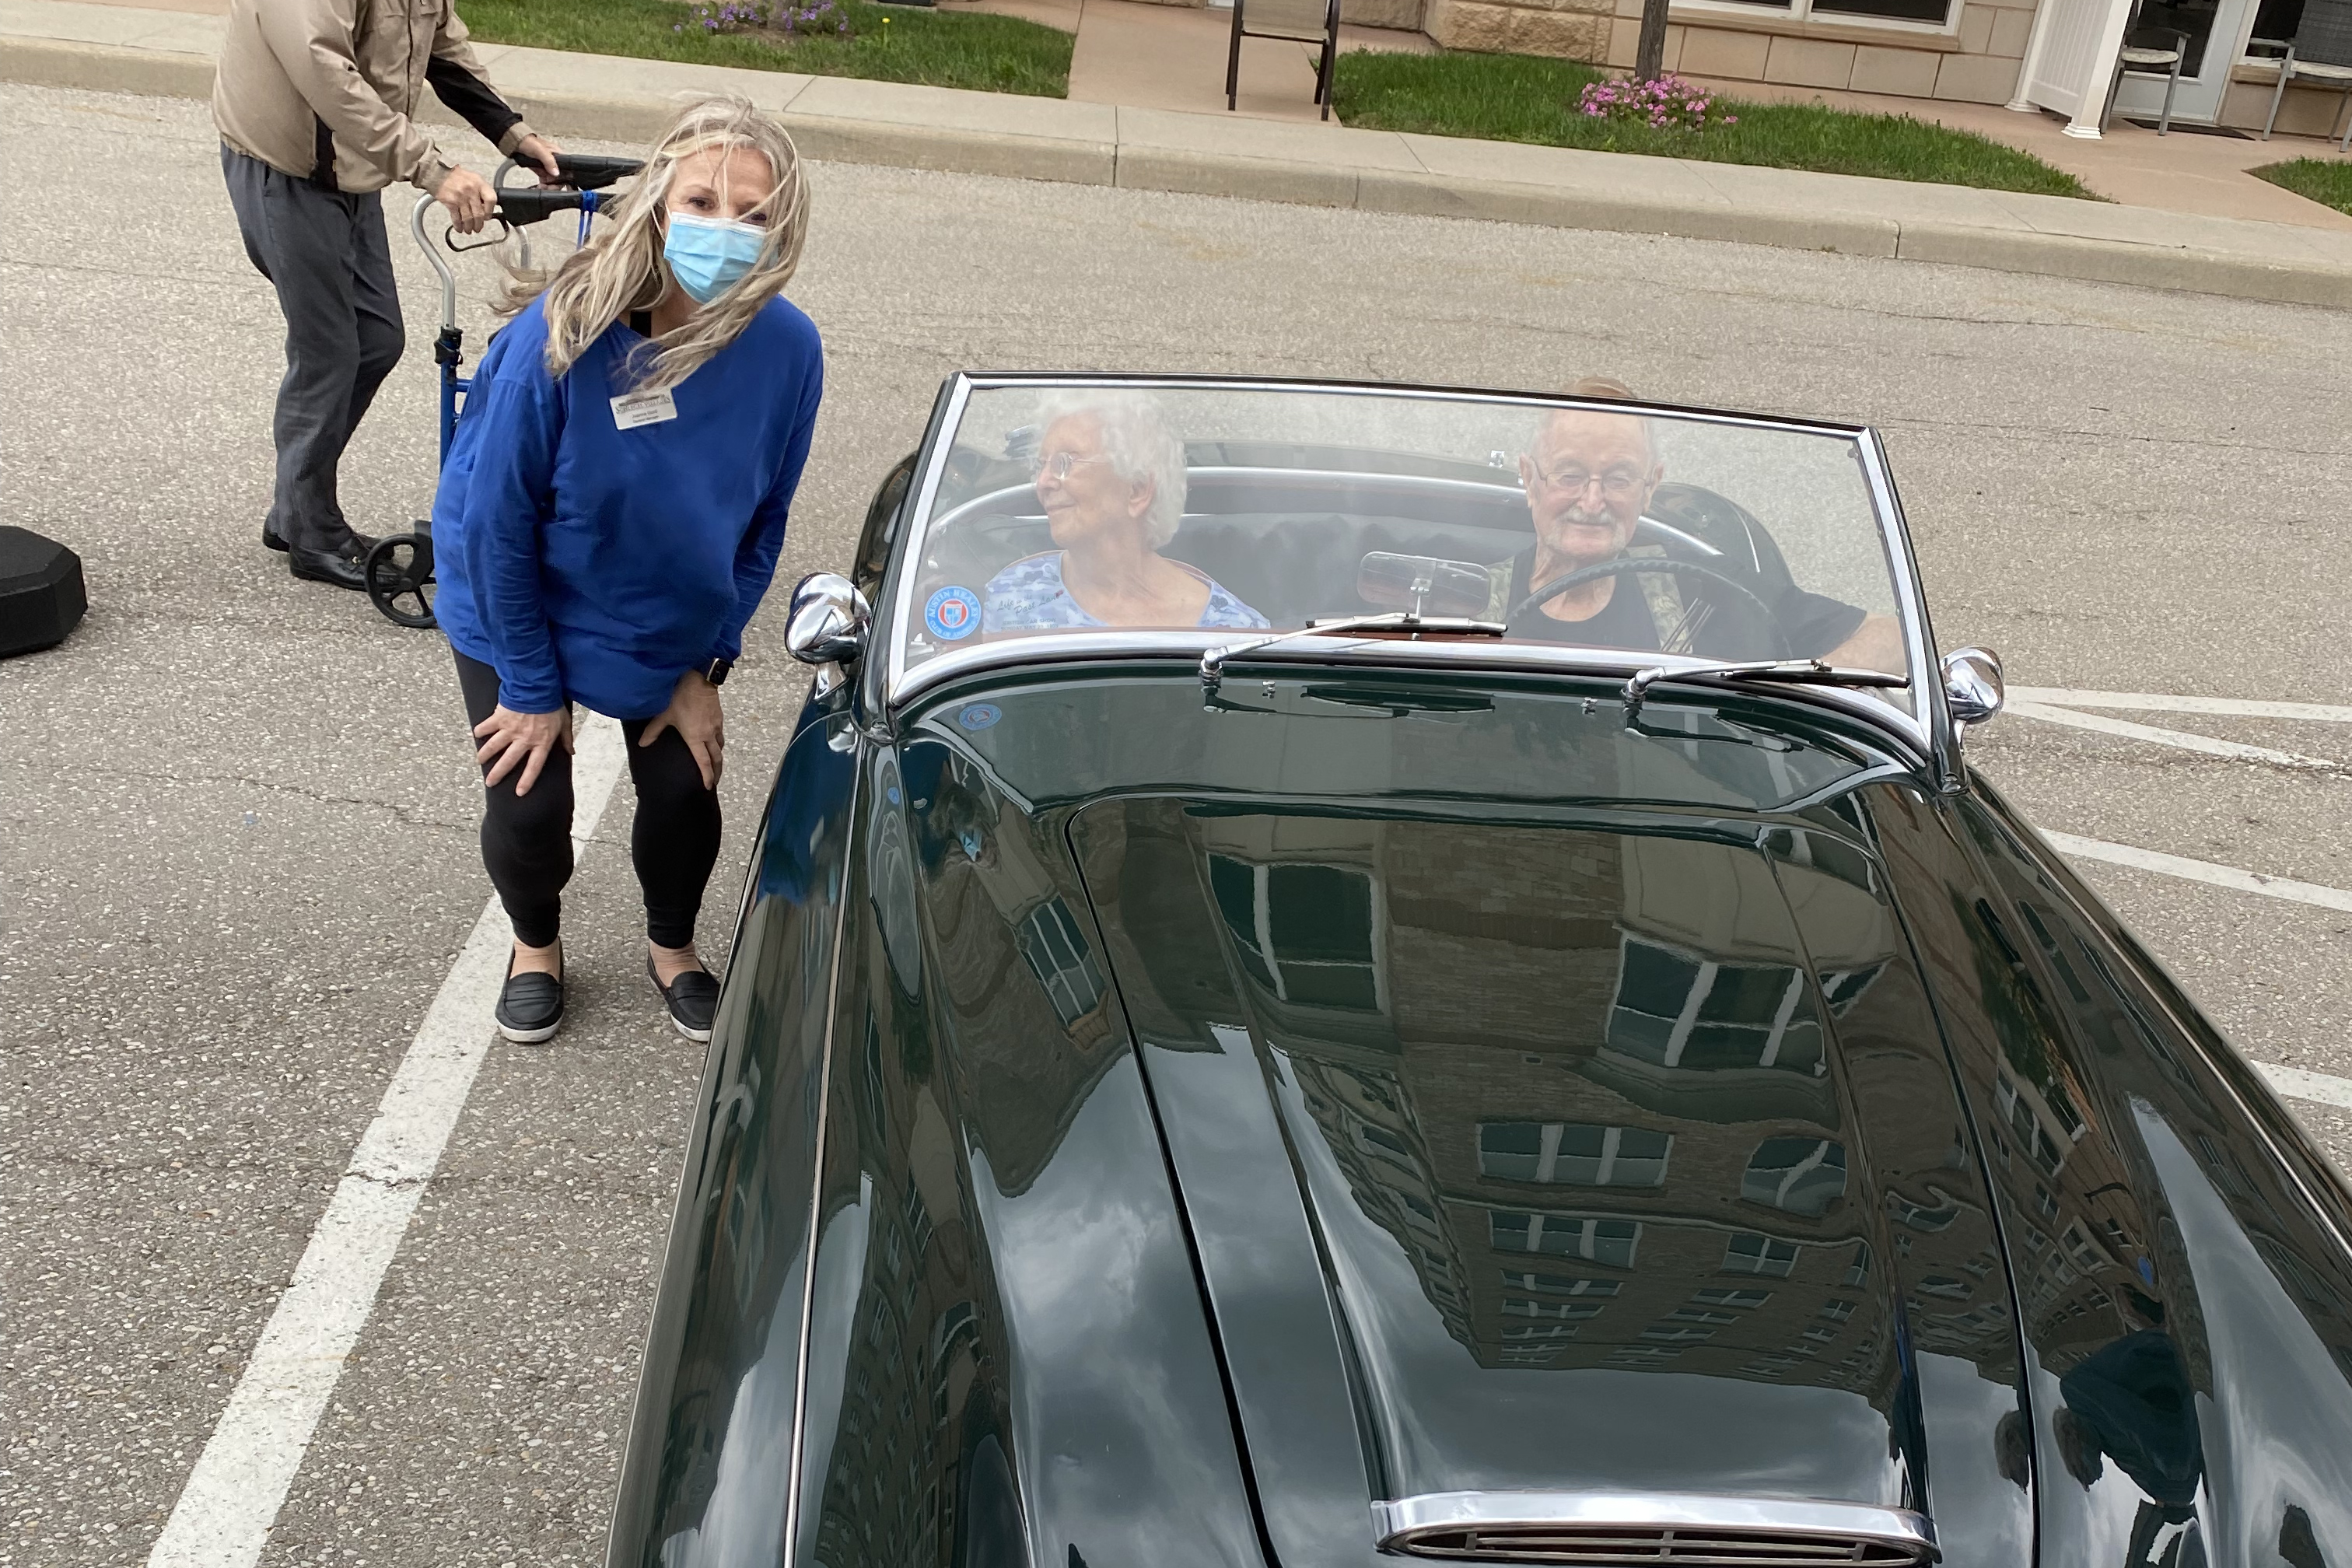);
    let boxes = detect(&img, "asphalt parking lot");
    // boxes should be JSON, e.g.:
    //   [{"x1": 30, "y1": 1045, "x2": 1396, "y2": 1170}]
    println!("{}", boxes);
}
[{"x1": 4, "y1": 79, "x2": 2351, "y2": 1568}]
